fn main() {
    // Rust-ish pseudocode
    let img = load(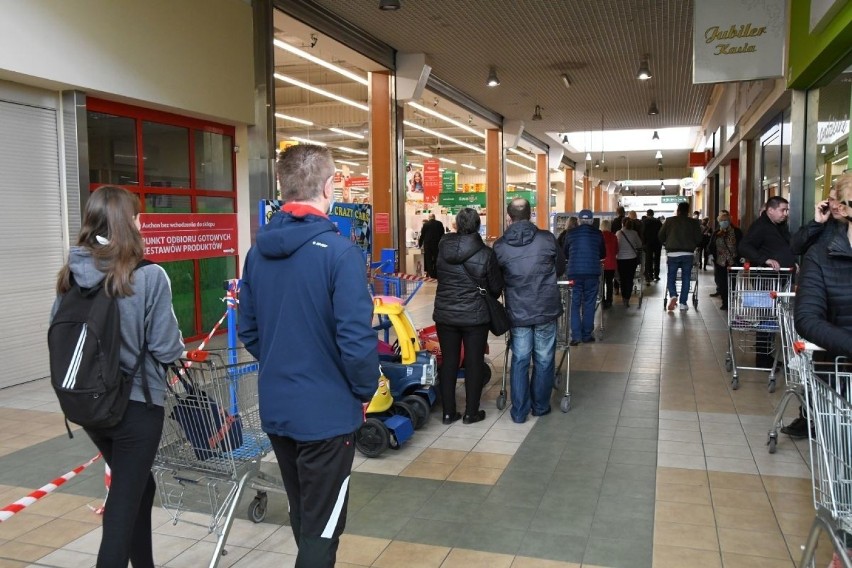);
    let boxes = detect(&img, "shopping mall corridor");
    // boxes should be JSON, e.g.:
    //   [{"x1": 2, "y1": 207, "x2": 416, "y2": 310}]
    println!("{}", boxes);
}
[{"x1": 0, "y1": 265, "x2": 829, "y2": 568}]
